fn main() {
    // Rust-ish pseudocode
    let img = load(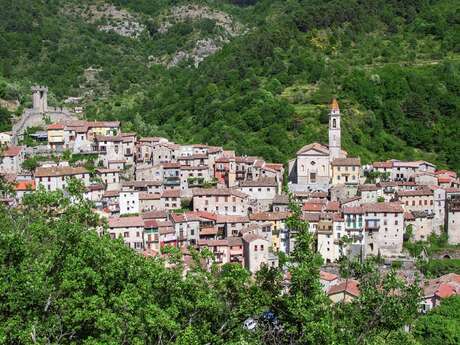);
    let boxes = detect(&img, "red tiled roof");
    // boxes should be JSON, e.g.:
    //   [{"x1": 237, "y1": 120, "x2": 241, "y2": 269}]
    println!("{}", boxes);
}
[
  {"x1": 239, "y1": 177, "x2": 277, "y2": 187},
  {"x1": 47, "y1": 123, "x2": 64, "y2": 130},
  {"x1": 320, "y1": 271, "x2": 338, "y2": 281},
  {"x1": 200, "y1": 227, "x2": 219, "y2": 236},
  {"x1": 331, "y1": 157, "x2": 361, "y2": 166},
  {"x1": 192, "y1": 188, "x2": 248, "y2": 198},
  {"x1": 404, "y1": 212, "x2": 415, "y2": 221},
  {"x1": 161, "y1": 190, "x2": 181, "y2": 198},
  {"x1": 249, "y1": 212, "x2": 291, "y2": 221},
  {"x1": 327, "y1": 279, "x2": 360, "y2": 297},
  {"x1": 303, "y1": 202, "x2": 323, "y2": 212},
  {"x1": 142, "y1": 210, "x2": 168, "y2": 219},
  {"x1": 15, "y1": 180, "x2": 35, "y2": 191},
  {"x1": 343, "y1": 206, "x2": 364, "y2": 214},
  {"x1": 435, "y1": 284, "x2": 456, "y2": 299},
  {"x1": 198, "y1": 239, "x2": 228, "y2": 247},
  {"x1": 362, "y1": 202, "x2": 404, "y2": 213},
  {"x1": 35, "y1": 166, "x2": 88, "y2": 177},
  {"x1": 144, "y1": 219, "x2": 158, "y2": 228},
  {"x1": 109, "y1": 216, "x2": 144, "y2": 228},
  {"x1": 185, "y1": 210, "x2": 218, "y2": 221},
  {"x1": 139, "y1": 193, "x2": 160, "y2": 200},
  {"x1": 398, "y1": 189, "x2": 433, "y2": 197},
  {"x1": 373, "y1": 161, "x2": 393, "y2": 169},
  {"x1": 2, "y1": 146, "x2": 22, "y2": 157},
  {"x1": 95, "y1": 135, "x2": 122, "y2": 142},
  {"x1": 435, "y1": 170, "x2": 457, "y2": 178},
  {"x1": 216, "y1": 215, "x2": 249, "y2": 223}
]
